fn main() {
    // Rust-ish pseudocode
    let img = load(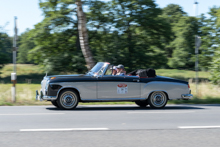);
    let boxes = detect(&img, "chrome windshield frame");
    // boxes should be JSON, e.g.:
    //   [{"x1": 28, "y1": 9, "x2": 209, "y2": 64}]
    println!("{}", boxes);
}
[{"x1": 87, "y1": 62, "x2": 110, "y2": 77}]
